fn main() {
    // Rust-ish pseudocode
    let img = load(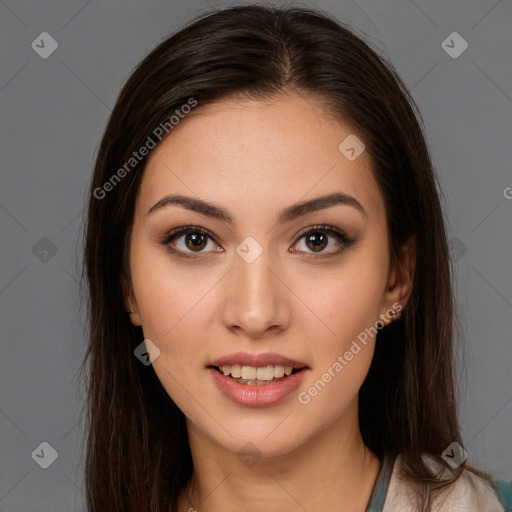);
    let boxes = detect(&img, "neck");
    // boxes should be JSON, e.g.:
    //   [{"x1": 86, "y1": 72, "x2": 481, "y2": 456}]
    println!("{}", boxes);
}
[{"x1": 178, "y1": 400, "x2": 381, "y2": 512}]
